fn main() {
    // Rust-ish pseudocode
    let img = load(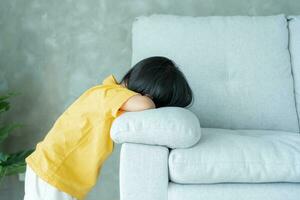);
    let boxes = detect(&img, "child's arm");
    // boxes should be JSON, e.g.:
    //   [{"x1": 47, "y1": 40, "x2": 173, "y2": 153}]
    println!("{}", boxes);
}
[{"x1": 120, "y1": 94, "x2": 156, "y2": 112}]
